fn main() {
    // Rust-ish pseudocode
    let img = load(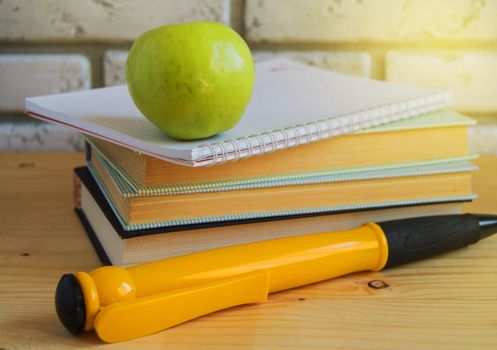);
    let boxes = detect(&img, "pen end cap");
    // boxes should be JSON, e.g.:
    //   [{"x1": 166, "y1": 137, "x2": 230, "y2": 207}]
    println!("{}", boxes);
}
[{"x1": 55, "y1": 274, "x2": 86, "y2": 335}]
